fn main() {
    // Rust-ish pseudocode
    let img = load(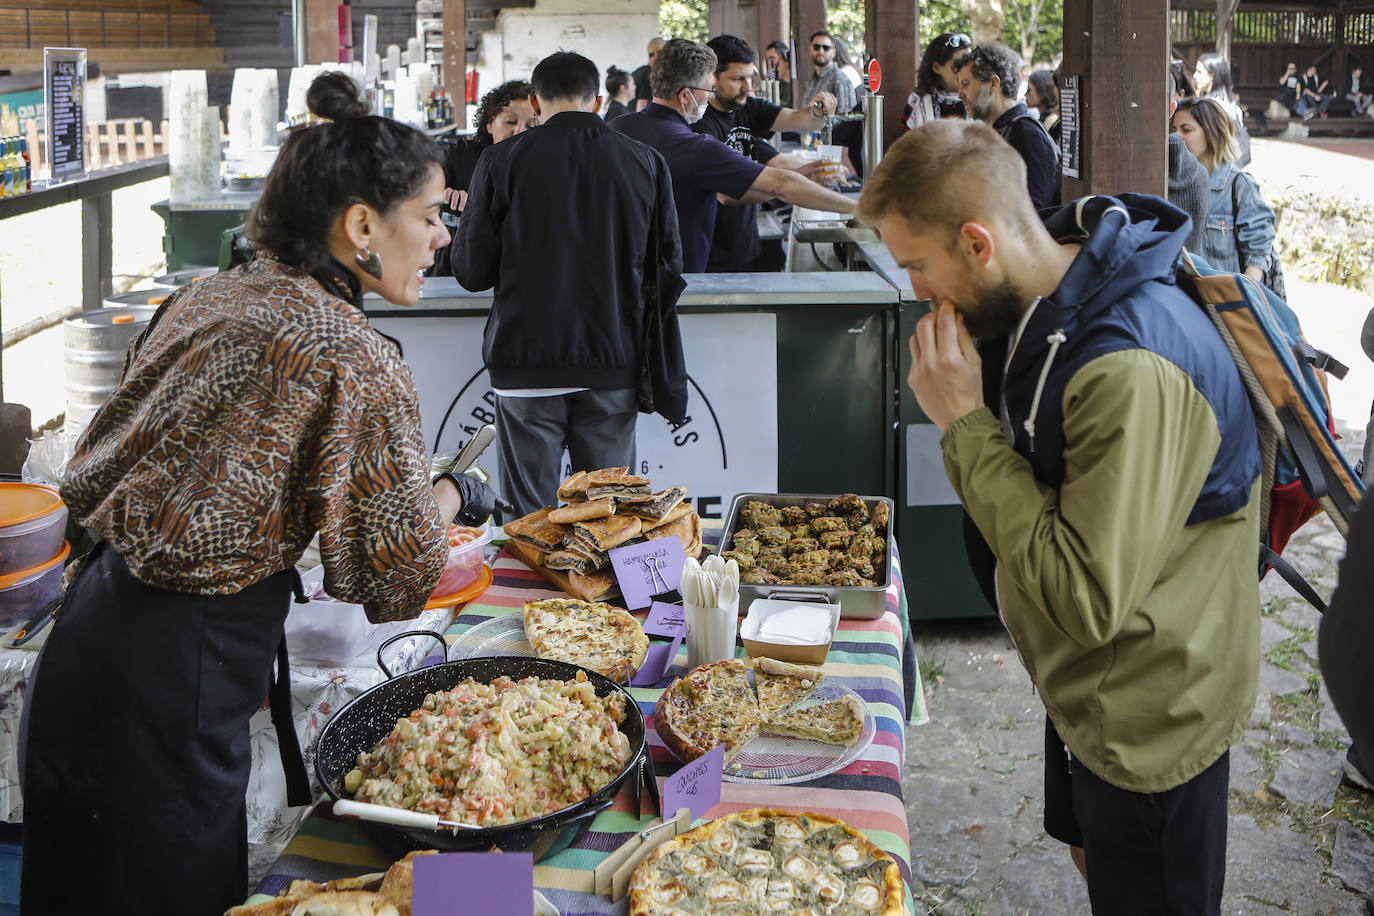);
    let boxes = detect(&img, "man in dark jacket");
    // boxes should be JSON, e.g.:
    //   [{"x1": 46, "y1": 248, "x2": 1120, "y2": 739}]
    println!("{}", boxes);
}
[
  {"x1": 452, "y1": 51, "x2": 686, "y2": 515},
  {"x1": 954, "y1": 42, "x2": 1060, "y2": 210},
  {"x1": 860, "y1": 120, "x2": 1260, "y2": 913}
]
